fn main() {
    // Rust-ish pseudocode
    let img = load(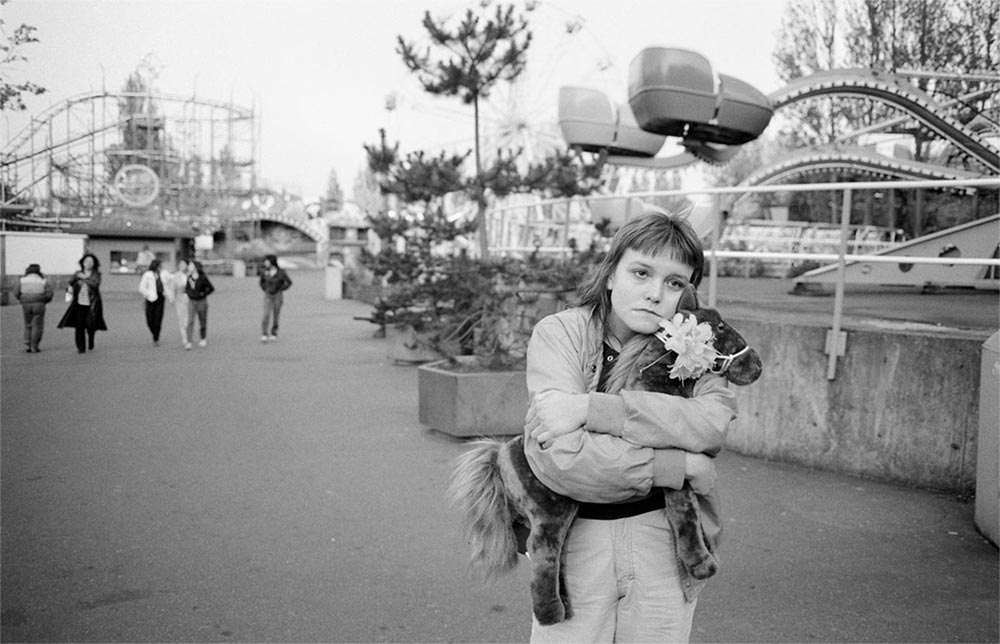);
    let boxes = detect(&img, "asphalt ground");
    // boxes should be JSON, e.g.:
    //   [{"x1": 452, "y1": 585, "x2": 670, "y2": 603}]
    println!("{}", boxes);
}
[{"x1": 1, "y1": 271, "x2": 997, "y2": 643}]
